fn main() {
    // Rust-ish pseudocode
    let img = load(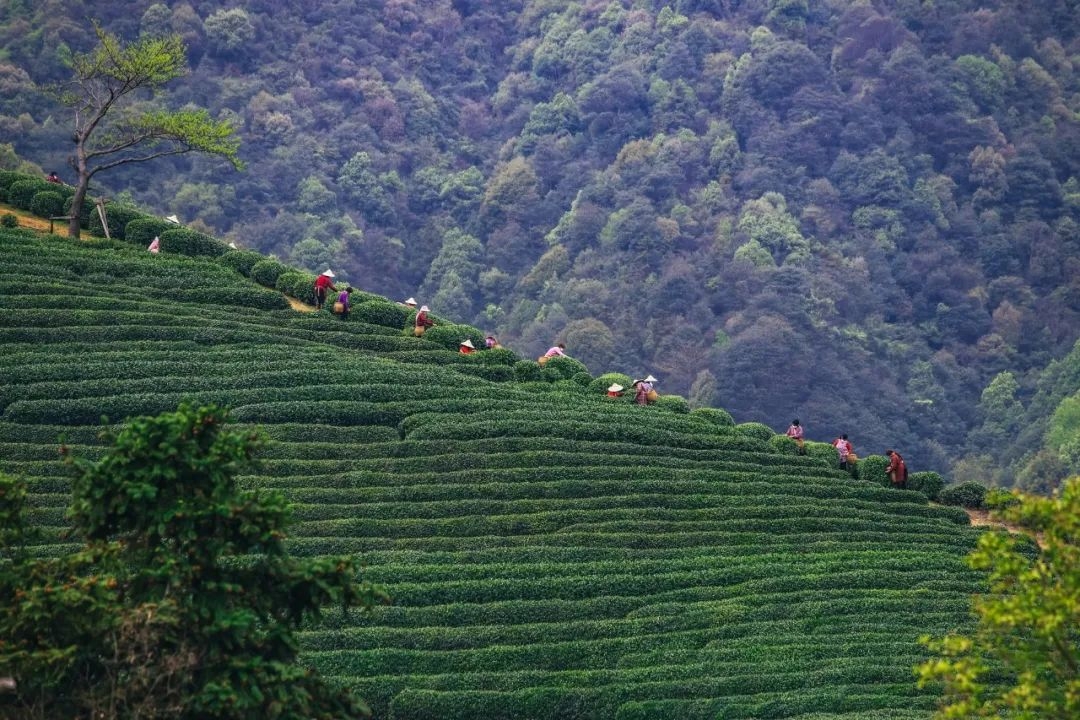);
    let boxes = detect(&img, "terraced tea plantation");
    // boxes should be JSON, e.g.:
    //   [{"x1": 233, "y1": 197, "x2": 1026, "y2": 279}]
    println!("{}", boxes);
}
[{"x1": 0, "y1": 227, "x2": 984, "y2": 719}]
